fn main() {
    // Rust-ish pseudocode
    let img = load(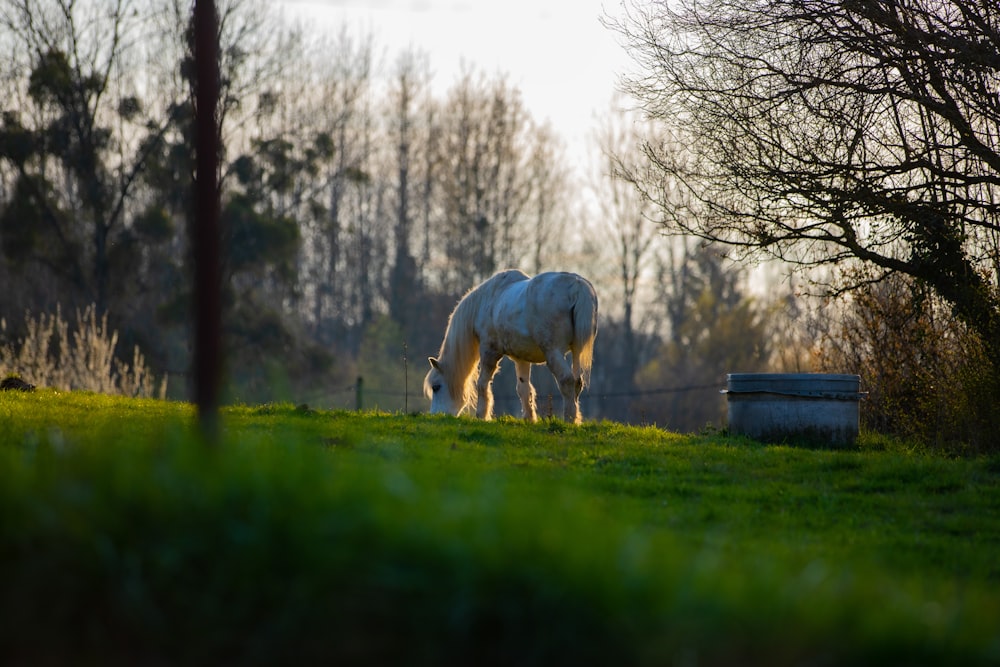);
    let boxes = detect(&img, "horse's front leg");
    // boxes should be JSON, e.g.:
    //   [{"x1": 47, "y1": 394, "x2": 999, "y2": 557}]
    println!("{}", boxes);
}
[
  {"x1": 513, "y1": 359, "x2": 537, "y2": 422},
  {"x1": 476, "y1": 349, "x2": 502, "y2": 420}
]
